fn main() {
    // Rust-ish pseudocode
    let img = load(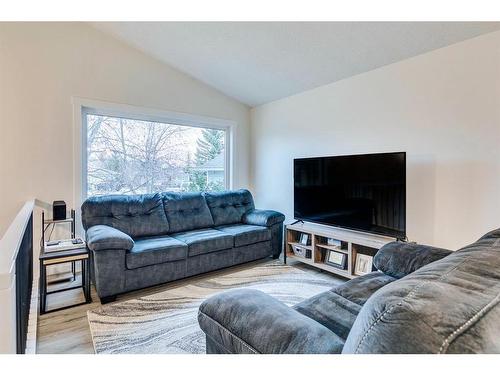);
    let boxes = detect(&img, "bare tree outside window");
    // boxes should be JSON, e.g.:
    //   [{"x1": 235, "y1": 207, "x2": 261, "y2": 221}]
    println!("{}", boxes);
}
[{"x1": 86, "y1": 114, "x2": 226, "y2": 197}]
